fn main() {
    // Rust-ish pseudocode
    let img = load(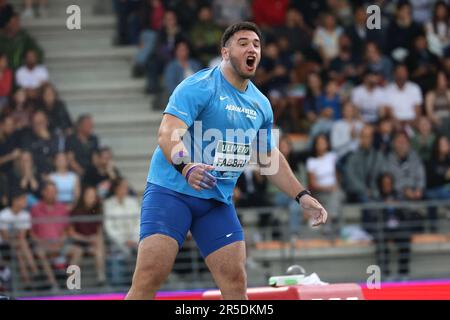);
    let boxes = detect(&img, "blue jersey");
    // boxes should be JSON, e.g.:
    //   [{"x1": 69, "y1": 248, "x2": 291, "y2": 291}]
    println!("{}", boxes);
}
[{"x1": 147, "y1": 66, "x2": 275, "y2": 204}]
